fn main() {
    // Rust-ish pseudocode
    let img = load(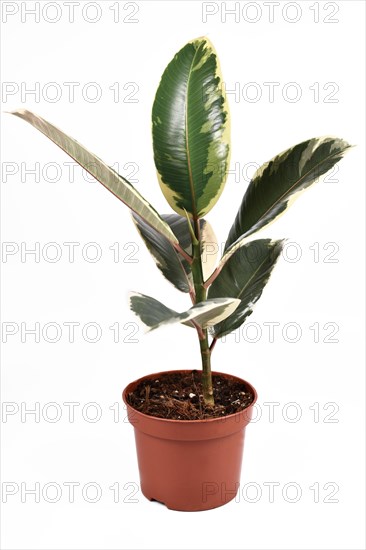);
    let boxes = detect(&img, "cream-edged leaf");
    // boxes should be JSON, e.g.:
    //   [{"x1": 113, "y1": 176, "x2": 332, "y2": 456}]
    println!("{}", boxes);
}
[
  {"x1": 132, "y1": 213, "x2": 192, "y2": 293},
  {"x1": 225, "y1": 136, "x2": 351, "y2": 254},
  {"x1": 133, "y1": 213, "x2": 218, "y2": 294},
  {"x1": 152, "y1": 37, "x2": 230, "y2": 218},
  {"x1": 10, "y1": 109, "x2": 178, "y2": 245},
  {"x1": 208, "y1": 239, "x2": 284, "y2": 338},
  {"x1": 191, "y1": 297, "x2": 240, "y2": 328},
  {"x1": 129, "y1": 292, "x2": 240, "y2": 331}
]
